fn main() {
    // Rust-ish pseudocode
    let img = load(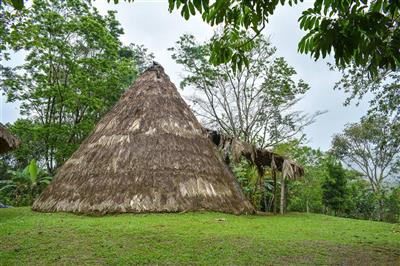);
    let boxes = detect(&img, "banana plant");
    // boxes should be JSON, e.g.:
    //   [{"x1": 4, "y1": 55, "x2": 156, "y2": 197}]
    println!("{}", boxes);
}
[{"x1": 0, "y1": 159, "x2": 52, "y2": 205}]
